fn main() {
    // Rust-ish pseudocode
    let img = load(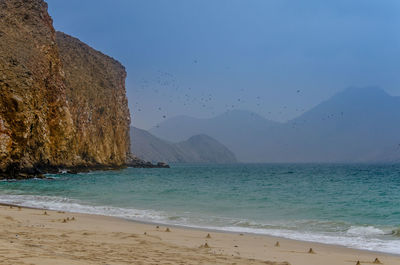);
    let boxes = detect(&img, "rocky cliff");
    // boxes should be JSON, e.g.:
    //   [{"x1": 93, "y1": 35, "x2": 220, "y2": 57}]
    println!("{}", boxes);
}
[
  {"x1": 56, "y1": 32, "x2": 130, "y2": 168},
  {"x1": 0, "y1": 0, "x2": 132, "y2": 178}
]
